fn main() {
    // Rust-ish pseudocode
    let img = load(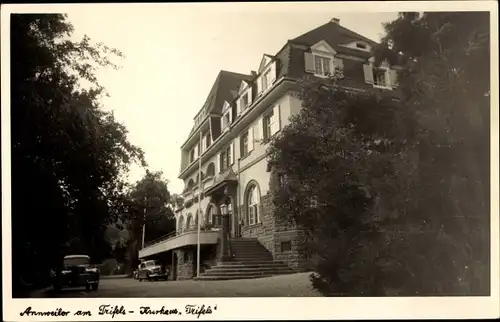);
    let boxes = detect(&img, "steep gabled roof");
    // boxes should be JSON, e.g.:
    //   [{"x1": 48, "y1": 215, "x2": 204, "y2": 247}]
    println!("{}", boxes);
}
[
  {"x1": 211, "y1": 70, "x2": 253, "y2": 114},
  {"x1": 189, "y1": 70, "x2": 252, "y2": 135},
  {"x1": 291, "y1": 20, "x2": 379, "y2": 56}
]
